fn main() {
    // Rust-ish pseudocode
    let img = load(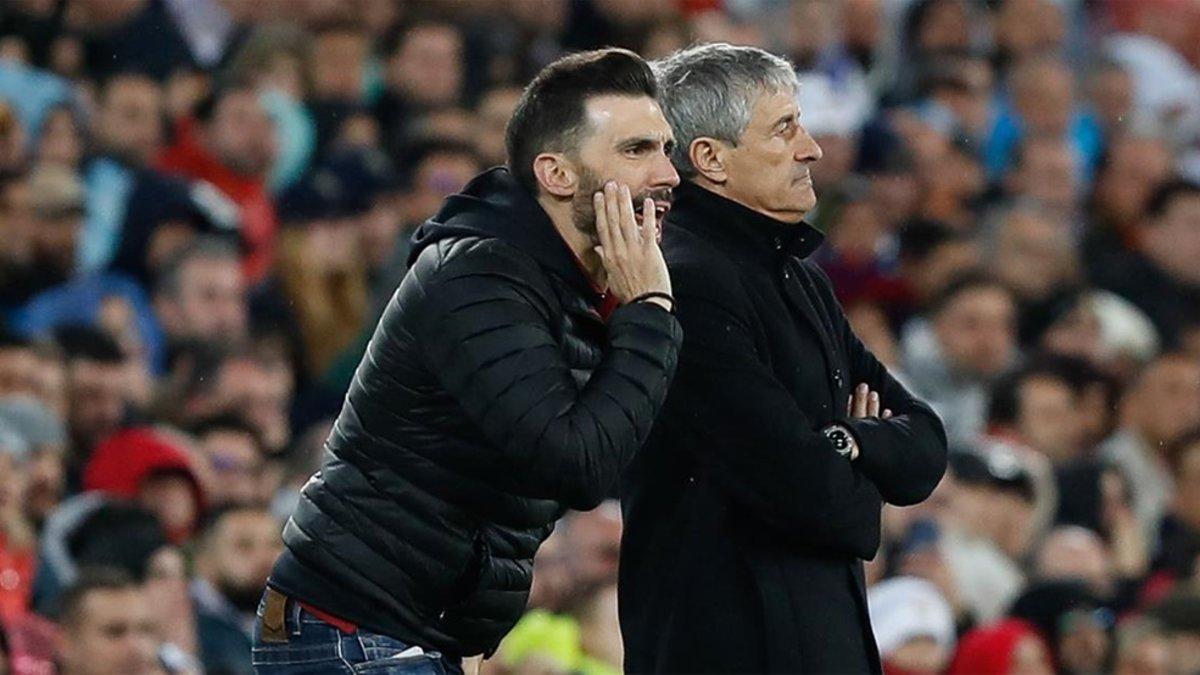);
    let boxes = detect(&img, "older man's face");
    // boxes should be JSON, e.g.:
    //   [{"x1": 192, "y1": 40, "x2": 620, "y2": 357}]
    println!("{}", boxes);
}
[{"x1": 720, "y1": 89, "x2": 823, "y2": 224}]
